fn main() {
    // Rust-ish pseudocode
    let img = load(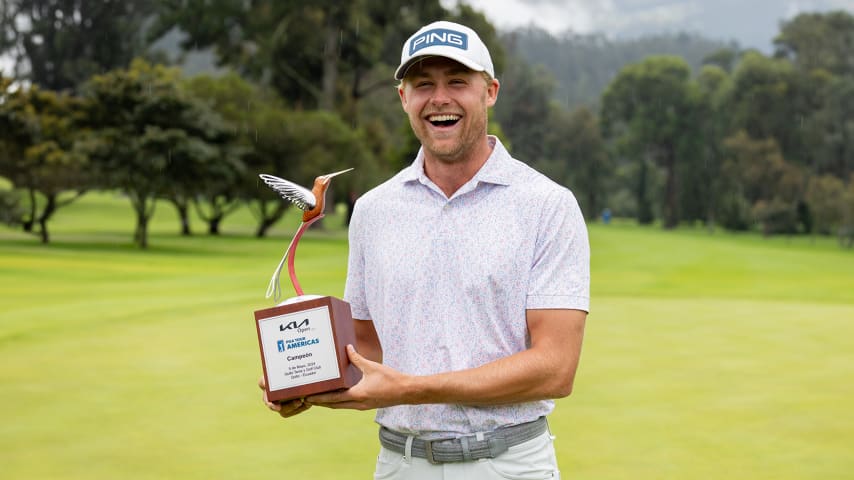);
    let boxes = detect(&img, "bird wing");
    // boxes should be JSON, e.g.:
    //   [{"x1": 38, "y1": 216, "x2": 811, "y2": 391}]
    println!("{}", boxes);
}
[{"x1": 258, "y1": 174, "x2": 316, "y2": 211}]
